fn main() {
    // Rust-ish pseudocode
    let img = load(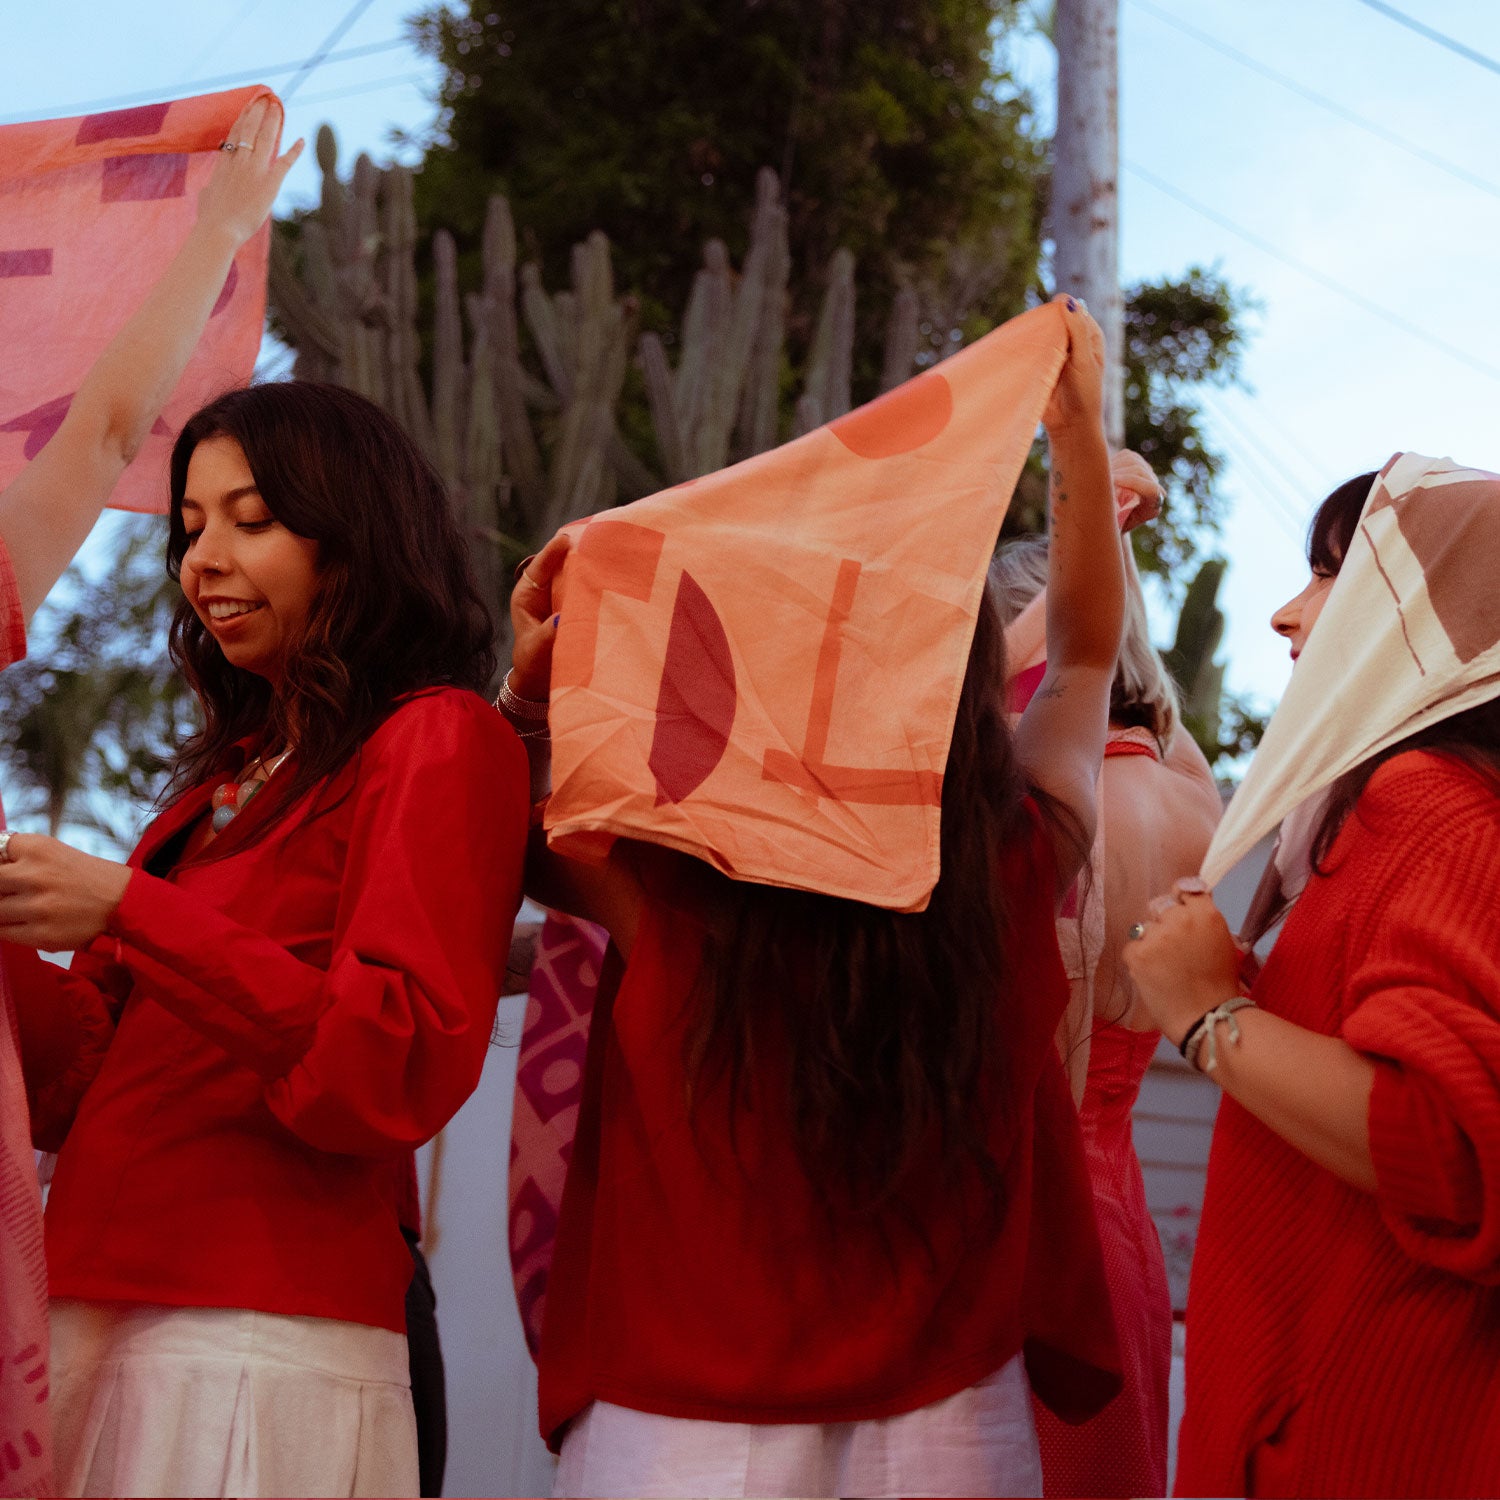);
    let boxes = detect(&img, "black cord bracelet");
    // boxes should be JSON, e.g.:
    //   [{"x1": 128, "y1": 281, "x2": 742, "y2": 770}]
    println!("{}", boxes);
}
[{"x1": 1177, "y1": 1011, "x2": 1211, "y2": 1061}]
